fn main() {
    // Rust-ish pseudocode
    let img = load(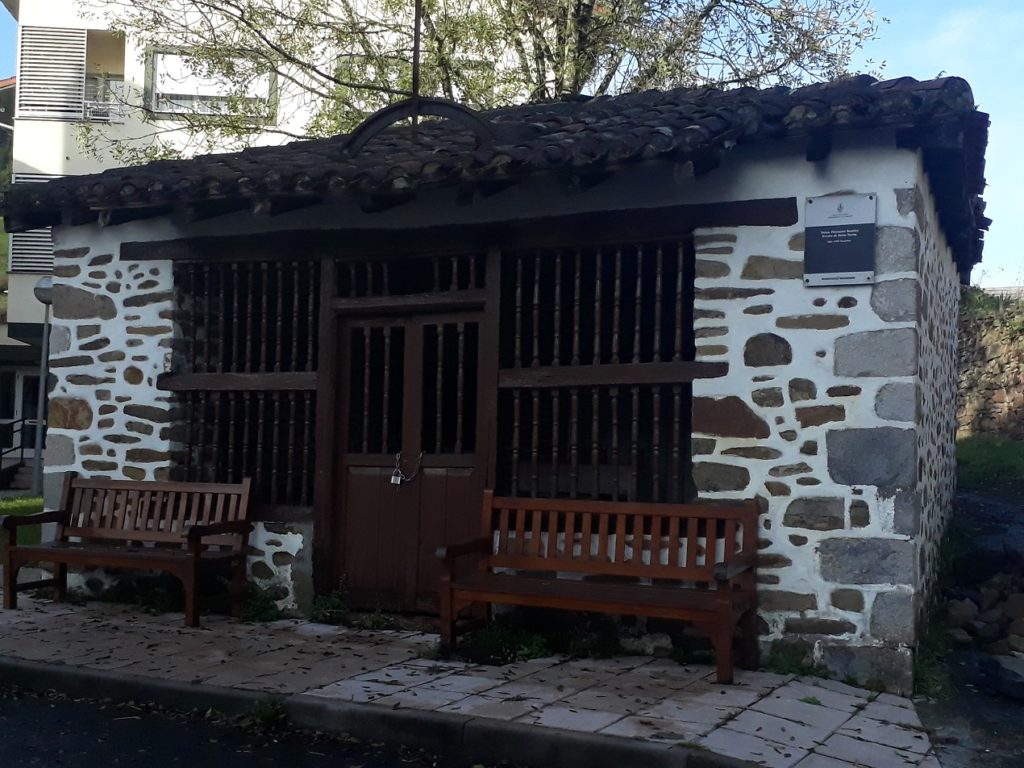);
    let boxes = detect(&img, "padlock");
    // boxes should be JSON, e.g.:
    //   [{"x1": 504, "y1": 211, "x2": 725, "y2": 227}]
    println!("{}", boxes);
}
[{"x1": 390, "y1": 470, "x2": 403, "y2": 486}]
